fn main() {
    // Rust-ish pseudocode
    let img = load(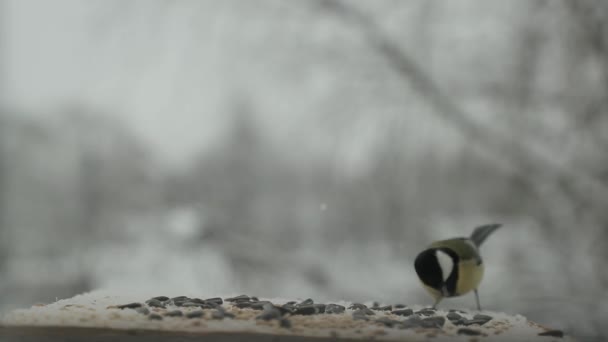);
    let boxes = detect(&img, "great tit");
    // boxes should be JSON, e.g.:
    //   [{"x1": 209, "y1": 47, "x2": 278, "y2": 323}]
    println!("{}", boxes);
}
[{"x1": 414, "y1": 223, "x2": 501, "y2": 310}]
